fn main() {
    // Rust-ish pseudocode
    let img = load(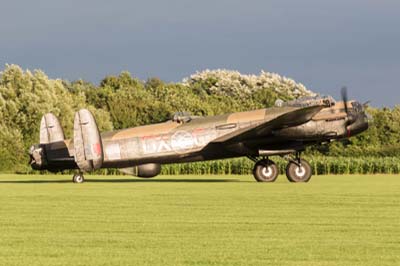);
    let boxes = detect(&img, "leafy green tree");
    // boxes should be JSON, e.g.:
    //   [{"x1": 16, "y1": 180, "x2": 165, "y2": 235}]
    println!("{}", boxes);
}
[
  {"x1": 0, "y1": 64, "x2": 112, "y2": 147},
  {"x1": 0, "y1": 124, "x2": 25, "y2": 171},
  {"x1": 0, "y1": 64, "x2": 399, "y2": 173}
]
